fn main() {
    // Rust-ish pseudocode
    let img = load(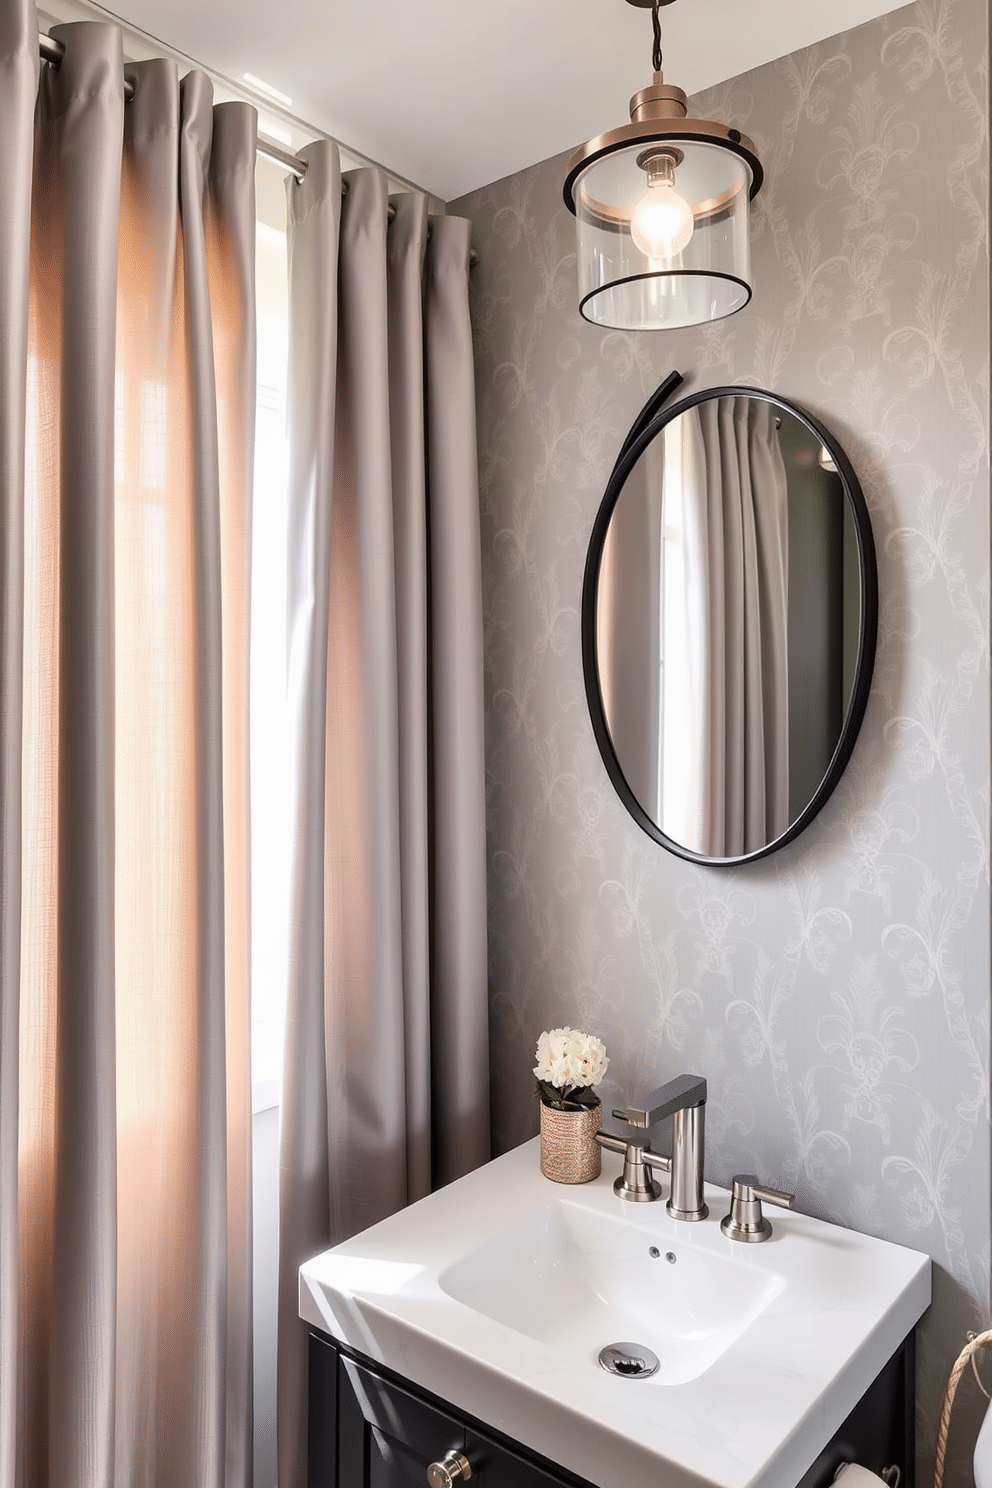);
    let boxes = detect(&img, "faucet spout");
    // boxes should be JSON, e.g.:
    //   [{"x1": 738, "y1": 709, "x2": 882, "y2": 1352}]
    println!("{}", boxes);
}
[
  {"x1": 613, "y1": 1073, "x2": 706, "y2": 1129},
  {"x1": 610, "y1": 1073, "x2": 708, "y2": 1222}
]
